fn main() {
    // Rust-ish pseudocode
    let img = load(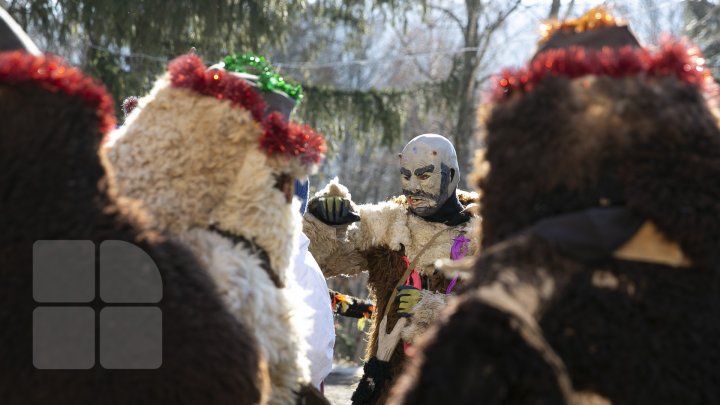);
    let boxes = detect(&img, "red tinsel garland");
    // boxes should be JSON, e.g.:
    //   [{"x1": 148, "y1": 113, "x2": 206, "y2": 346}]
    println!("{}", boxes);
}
[
  {"x1": 493, "y1": 41, "x2": 711, "y2": 101},
  {"x1": 168, "y1": 53, "x2": 266, "y2": 122},
  {"x1": 261, "y1": 112, "x2": 326, "y2": 166},
  {"x1": 168, "y1": 53, "x2": 326, "y2": 167},
  {"x1": 0, "y1": 51, "x2": 116, "y2": 134}
]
